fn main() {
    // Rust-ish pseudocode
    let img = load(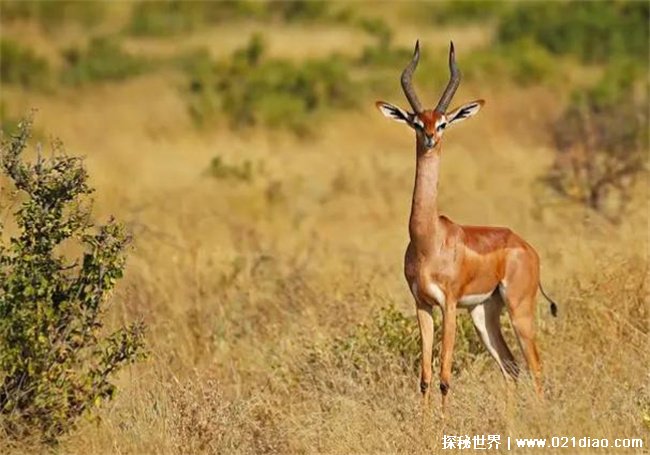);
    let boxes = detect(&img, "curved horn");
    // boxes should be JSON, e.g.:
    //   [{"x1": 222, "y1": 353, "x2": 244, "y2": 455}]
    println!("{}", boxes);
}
[
  {"x1": 435, "y1": 41, "x2": 461, "y2": 113},
  {"x1": 401, "y1": 40, "x2": 422, "y2": 114}
]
